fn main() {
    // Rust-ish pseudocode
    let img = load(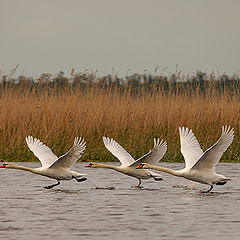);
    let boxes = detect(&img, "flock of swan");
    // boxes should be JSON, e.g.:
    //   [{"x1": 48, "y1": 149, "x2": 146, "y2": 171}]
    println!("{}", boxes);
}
[{"x1": 0, "y1": 126, "x2": 234, "y2": 192}]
